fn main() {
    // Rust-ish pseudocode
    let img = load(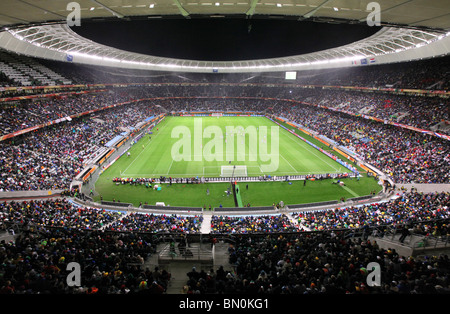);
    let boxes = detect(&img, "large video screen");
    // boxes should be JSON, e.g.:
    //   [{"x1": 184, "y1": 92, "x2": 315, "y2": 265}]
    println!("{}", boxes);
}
[{"x1": 285, "y1": 71, "x2": 297, "y2": 80}]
